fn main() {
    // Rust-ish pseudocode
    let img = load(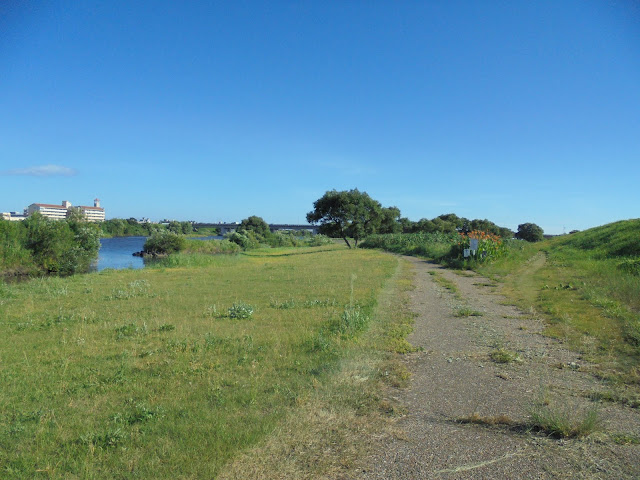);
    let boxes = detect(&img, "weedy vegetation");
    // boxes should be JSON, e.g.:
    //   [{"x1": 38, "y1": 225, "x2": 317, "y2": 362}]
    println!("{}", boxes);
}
[
  {"x1": 489, "y1": 347, "x2": 522, "y2": 364},
  {"x1": 528, "y1": 401, "x2": 601, "y2": 439},
  {"x1": 454, "y1": 306, "x2": 484, "y2": 318}
]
